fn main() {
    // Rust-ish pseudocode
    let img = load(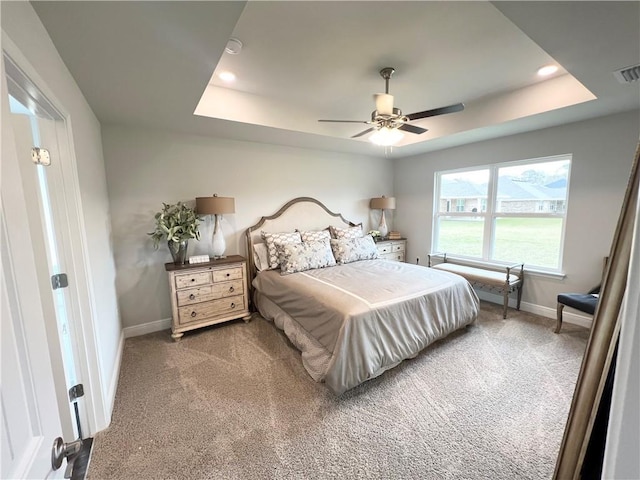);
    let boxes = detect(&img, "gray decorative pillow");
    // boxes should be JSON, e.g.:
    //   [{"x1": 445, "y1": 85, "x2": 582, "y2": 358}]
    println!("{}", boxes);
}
[
  {"x1": 298, "y1": 228, "x2": 331, "y2": 243},
  {"x1": 280, "y1": 239, "x2": 336, "y2": 275},
  {"x1": 260, "y1": 231, "x2": 302, "y2": 269},
  {"x1": 329, "y1": 224, "x2": 363, "y2": 240},
  {"x1": 330, "y1": 235, "x2": 379, "y2": 264}
]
